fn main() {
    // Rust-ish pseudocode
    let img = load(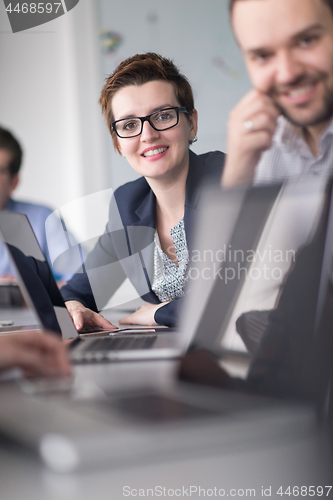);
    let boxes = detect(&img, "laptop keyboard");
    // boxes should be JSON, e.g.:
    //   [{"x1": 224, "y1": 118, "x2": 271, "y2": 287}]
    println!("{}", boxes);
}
[{"x1": 88, "y1": 335, "x2": 157, "y2": 351}]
